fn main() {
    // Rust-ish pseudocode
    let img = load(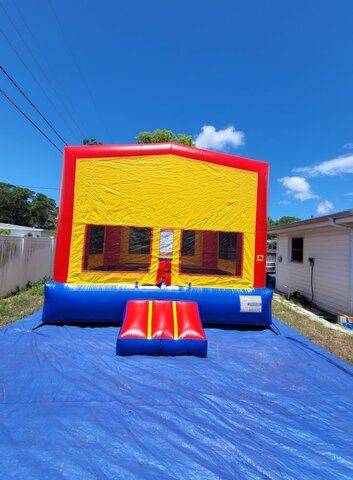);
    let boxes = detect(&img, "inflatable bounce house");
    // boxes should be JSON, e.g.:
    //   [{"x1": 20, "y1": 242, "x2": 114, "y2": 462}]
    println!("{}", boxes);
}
[{"x1": 42, "y1": 143, "x2": 272, "y2": 355}]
